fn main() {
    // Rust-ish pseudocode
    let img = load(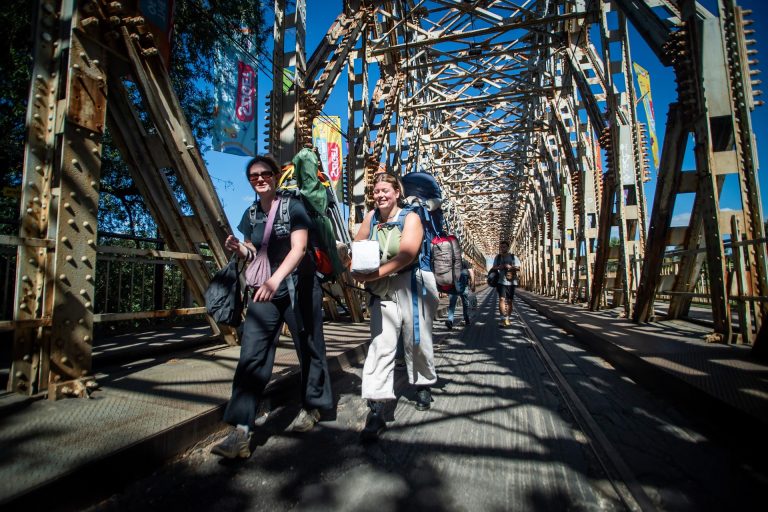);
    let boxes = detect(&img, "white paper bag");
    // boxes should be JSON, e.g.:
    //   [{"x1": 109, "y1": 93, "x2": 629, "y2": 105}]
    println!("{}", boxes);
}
[{"x1": 351, "y1": 240, "x2": 380, "y2": 273}]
